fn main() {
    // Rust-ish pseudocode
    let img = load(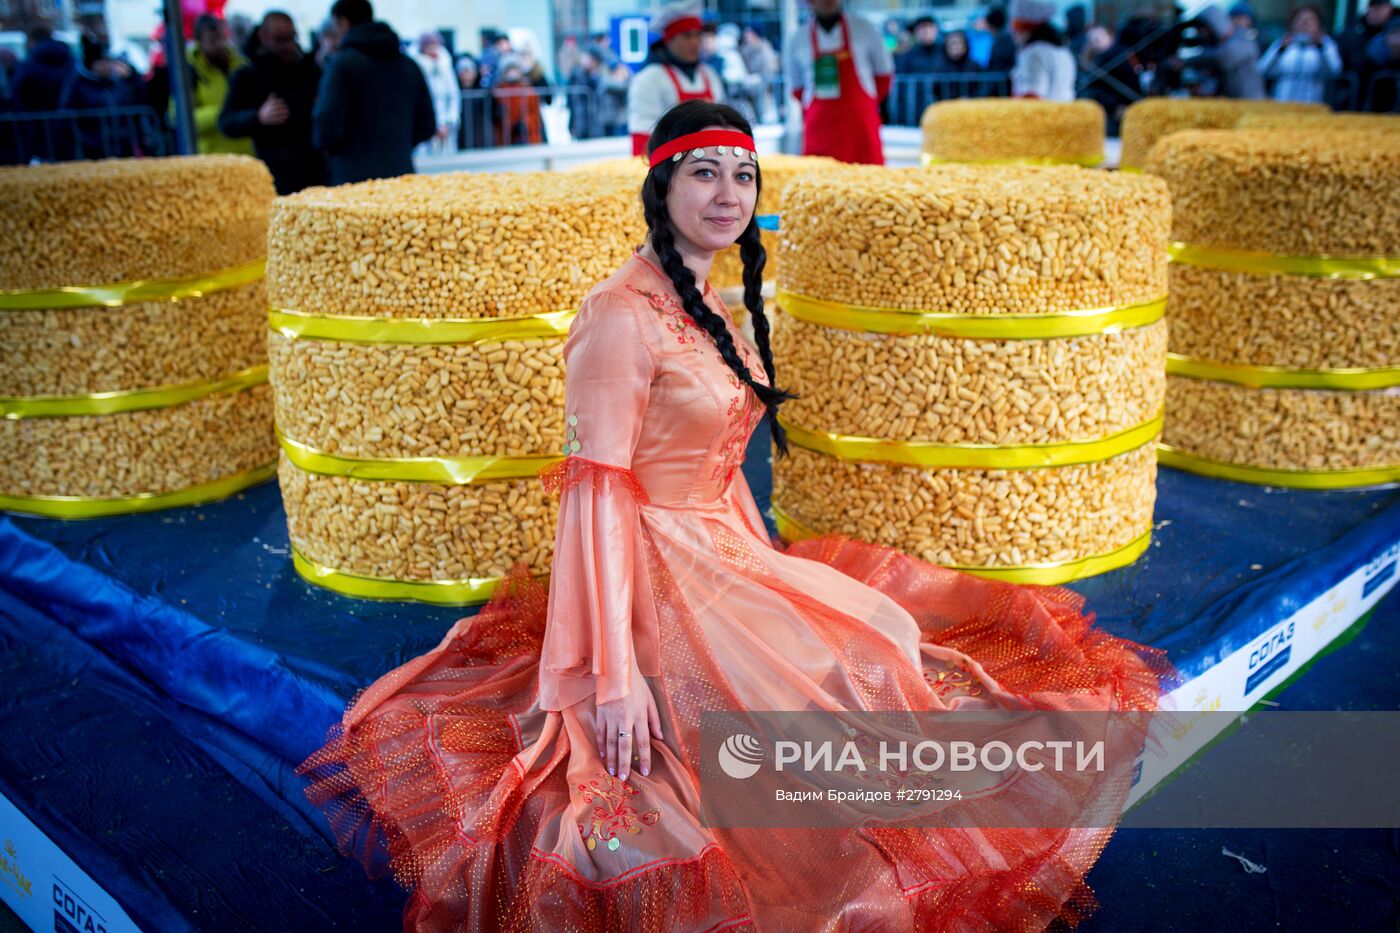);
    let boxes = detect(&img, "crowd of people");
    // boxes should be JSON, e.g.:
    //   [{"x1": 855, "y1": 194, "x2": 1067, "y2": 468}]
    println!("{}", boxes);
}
[
  {"x1": 2, "y1": 0, "x2": 1396, "y2": 172},
  {"x1": 888, "y1": 0, "x2": 1398, "y2": 126},
  {"x1": 1075, "y1": 0, "x2": 1398, "y2": 127}
]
